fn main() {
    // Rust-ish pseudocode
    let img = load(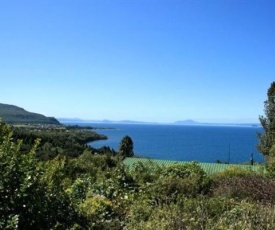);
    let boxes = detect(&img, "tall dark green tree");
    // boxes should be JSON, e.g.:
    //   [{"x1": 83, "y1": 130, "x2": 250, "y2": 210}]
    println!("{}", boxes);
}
[
  {"x1": 118, "y1": 135, "x2": 134, "y2": 158},
  {"x1": 258, "y1": 82, "x2": 275, "y2": 157}
]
